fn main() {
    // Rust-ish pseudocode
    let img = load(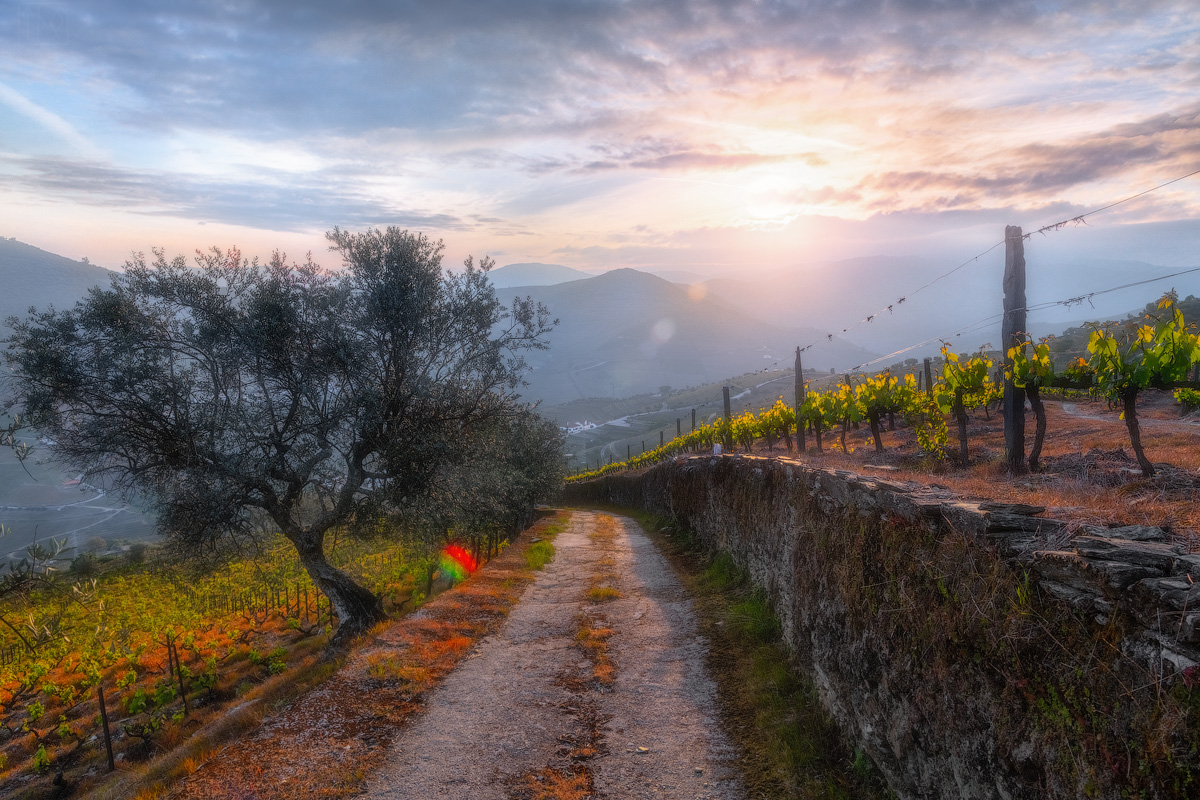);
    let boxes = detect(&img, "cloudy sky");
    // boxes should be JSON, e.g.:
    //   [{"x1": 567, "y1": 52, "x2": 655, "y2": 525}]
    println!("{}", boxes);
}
[{"x1": 2, "y1": 0, "x2": 1200, "y2": 291}]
